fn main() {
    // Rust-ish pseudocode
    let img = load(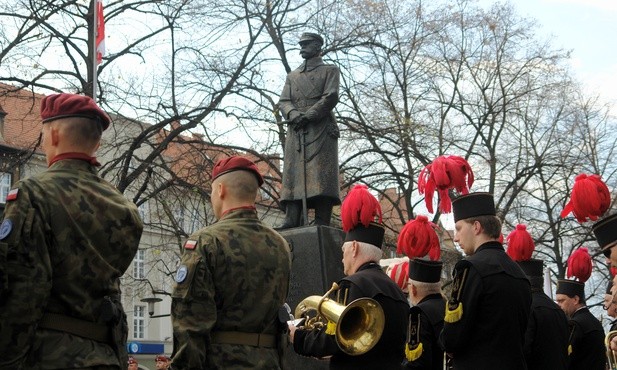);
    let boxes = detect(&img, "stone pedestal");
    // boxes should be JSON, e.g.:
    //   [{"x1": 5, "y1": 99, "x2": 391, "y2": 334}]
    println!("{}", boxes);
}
[{"x1": 277, "y1": 225, "x2": 346, "y2": 370}]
